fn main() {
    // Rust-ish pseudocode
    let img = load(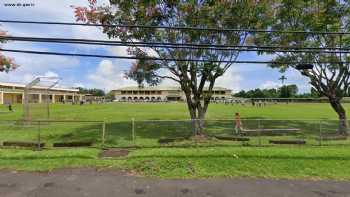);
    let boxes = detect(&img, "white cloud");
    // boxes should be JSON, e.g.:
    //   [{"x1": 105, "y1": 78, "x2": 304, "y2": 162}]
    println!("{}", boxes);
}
[
  {"x1": 87, "y1": 60, "x2": 137, "y2": 91},
  {"x1": 108, "y1": 46, "x2": 130, "y2": 57},
  {"x1": 0, "y1": 0, "x2": 111, "y2": 43},
  {"x1": 73, "y1": 82, "x2": 85, "y2": 88},
  {"x1": 215, "y1": 67, "x2": 242, "y2": 92},
  {"x1": 260, "y1": 81, "x2": 281, "y2": 89},
  {"x1": 0, "y1": 43, "x2": 80, "y2": 85},
  {"x1": 42, "y1": 71, "x2": 59, "y2": 78}
]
